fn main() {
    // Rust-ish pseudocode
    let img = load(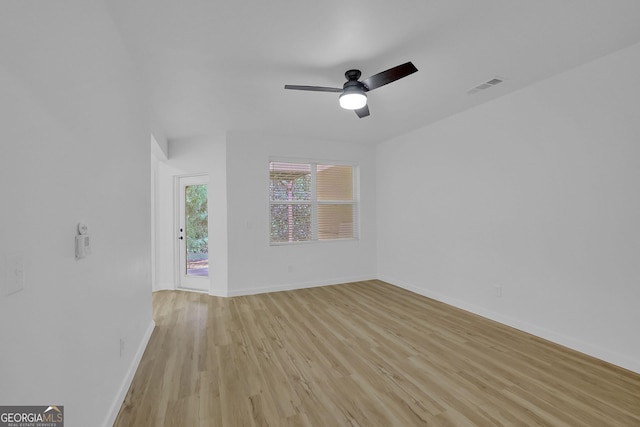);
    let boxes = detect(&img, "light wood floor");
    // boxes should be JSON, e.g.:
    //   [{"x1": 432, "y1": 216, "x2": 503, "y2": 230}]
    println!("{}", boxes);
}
[{"x1": 114, "y1": 280, "x2": 640, "y2": 426}]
